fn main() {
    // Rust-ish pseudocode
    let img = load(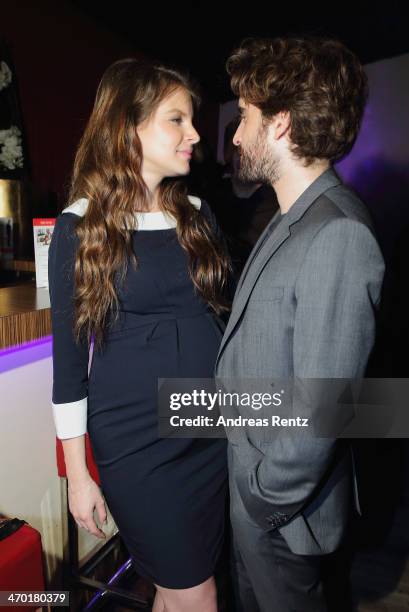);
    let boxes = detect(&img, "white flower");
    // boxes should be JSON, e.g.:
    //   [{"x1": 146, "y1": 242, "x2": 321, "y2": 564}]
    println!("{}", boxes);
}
[
  {"x1": 0, "y1": 126, "x2": 24, "y2": 170},
  {"x1": 0, "y1": 61, "x2": 12, "y2": 91}
]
